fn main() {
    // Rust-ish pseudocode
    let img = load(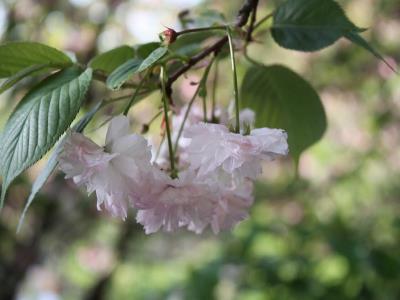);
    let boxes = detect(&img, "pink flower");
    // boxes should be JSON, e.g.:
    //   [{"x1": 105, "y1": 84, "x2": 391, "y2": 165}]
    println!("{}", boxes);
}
[
  {"x1": 183, "y1": 122, "x2": 288, "y2": 181},
  {"x1": 136, "y1": 168, "x2": 255, "y2": 234},
  {"x1": 136, "y1": 170, "x2": 216, "y2": 234},
  {"x1": 211, "y1": 180, "x2": 254, "y2": 234},
  {"x1": 58, "y1": 115, "x2": 152, "y2": 220}
]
